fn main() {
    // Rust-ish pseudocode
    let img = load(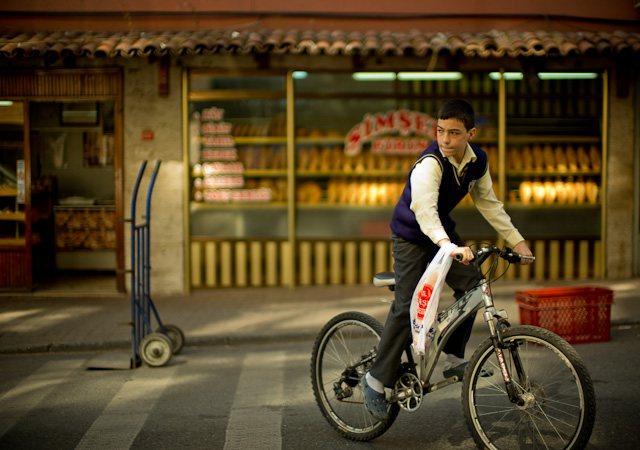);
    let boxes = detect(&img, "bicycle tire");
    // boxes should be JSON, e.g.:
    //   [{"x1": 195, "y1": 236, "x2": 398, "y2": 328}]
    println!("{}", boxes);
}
[
  {"x1": 310, "y1": 311, "x2": 399, "y2": 441},
  {"x1": 462, "y1": 325, "x2": 596, "y2": 450}
]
